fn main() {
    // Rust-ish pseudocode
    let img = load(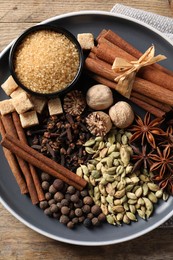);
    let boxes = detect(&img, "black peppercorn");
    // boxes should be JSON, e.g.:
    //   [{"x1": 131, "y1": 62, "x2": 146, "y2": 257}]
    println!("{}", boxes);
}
[
  {"x1": 75, "y1": 208, "x2": 83, "y2": 217},
  {"x1": 53, "y1": 179, "x2": 64, "y2": 191},
  {"x1": 83, "y1": 196, "x2": 93, "y2": 205},
  {"x1": 42, "y1": 181, "x2": 50, "y2": 191},
  {"x1": 98, "y1": 213, "x2": 106, "y2": 223},
  {"x1": 53, "y1": 212, "x2": 61, "y2": 219},
  {"x1": 72, "y1": 217, "x2": 79, "y2": 224},
  {"x1": 44, "y1": 207, "x2": 52, "y2": 216},
  {"x1": 91, "y1": 205, "x2": 102, "y2": 216},
  {"x1": 50, "y1": 203, "x2": 59, "y2": 213},
  {"x1": 74, "y1": 199, "x2": 83, "y2": 208},
  {"x1": 65, "y1": 193, "x2": 71, "y2": 201},
  {"x1": 67, "y1": 221, "x2": 74, "y2": 229},
  {"x1": 54, "y1": 192, "x2": 64, "y2": 202},
  {"x1": 61, "y1": 199, "x2": 69, "y2": 207},
  {"x1": 83, "y1": 218, "x2": 92, "y2": 228},
  {"x1": 70, "y1": 194, "x2": 79, "y2": 203},
  {"x1": 48, "y1": 199, "x2": 56, "y2": 206},
  {"x1": 59, "y1": 215, "x2": 69, "y2": 224},
  {"x1": 39, "y1": 200, "x2": 48, "y2": 210},
  {"x1": 67, "y1": 186, "x2": 76, "y2": 195},
  {"x1": 78, "y1": 216, "x2": 85, "y2": 223},
  {"x1": 61, "y1": 206, "x2": 70, "y2": 215},
  {"x1": 87, "y1": 213, "x2": 94, "y2": 219},
  {"x1": 41, "y1": 172, "x2": 51, "y2": 181},
  {"x1": 45, "y1": 192, "x2": 52, "y2": 201},
  {"x1": 80, "y1": 189, "x2": 88, "y2": 198},
  {"x1": 92, "y1": 217, "x2": 100, "y2": 226},
  {"x1": 49, "y1": 184, "x2": 57, "y2": 194},
  {"x1": 82, "y1": 204, "x2": 91, "y2": 214},
  {"x1": 69, "y1": 209, "x2": 75, "y2": 219}
]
